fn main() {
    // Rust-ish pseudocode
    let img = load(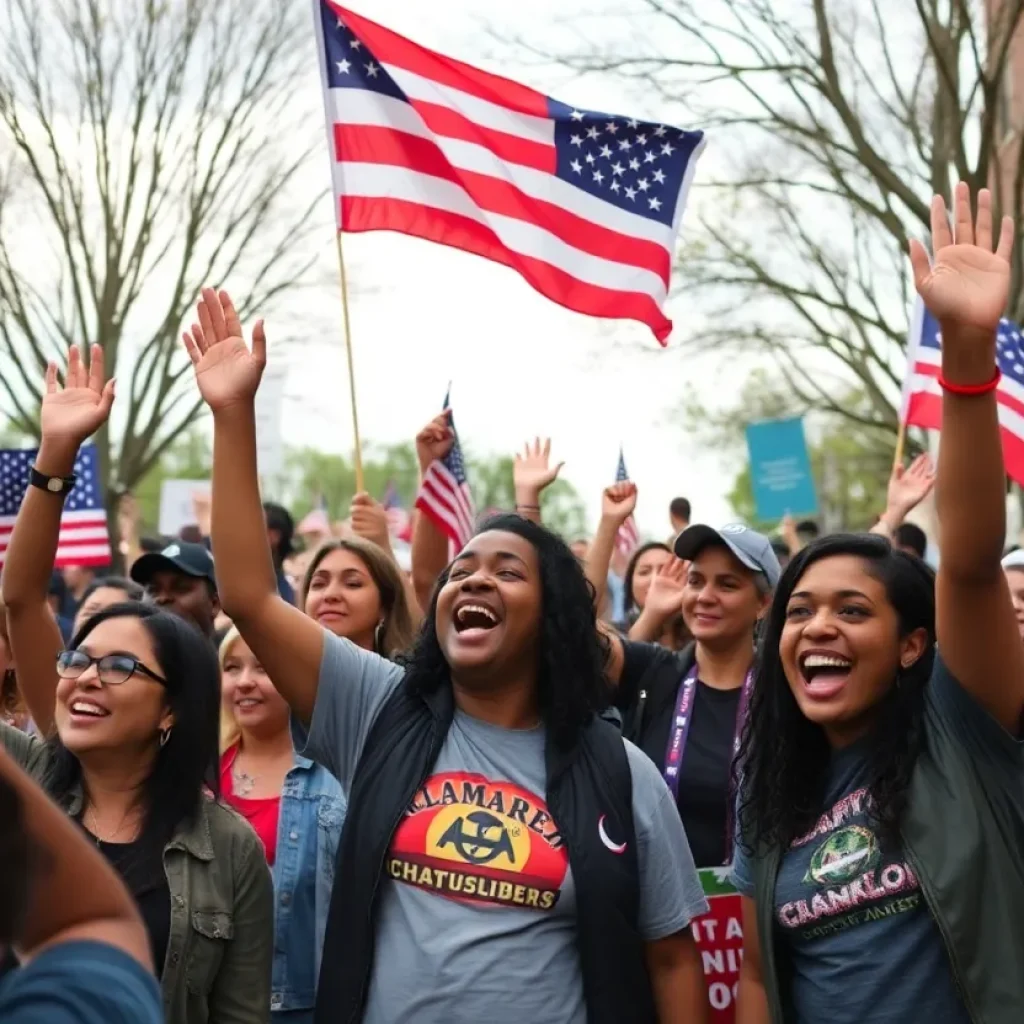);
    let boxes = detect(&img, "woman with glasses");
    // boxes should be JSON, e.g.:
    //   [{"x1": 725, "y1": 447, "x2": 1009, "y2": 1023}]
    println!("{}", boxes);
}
[{"x1": 0, "y1": 345, "x2": 274, "y2": 1024}]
